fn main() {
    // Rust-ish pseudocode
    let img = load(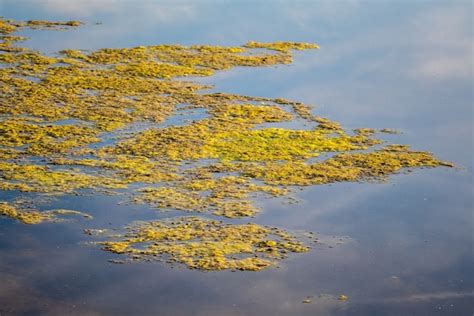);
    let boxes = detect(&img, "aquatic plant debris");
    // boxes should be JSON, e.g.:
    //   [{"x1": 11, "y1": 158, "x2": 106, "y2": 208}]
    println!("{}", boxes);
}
[{"x1": 0, "y1": 18, "x2": 453, "y2": 270}]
